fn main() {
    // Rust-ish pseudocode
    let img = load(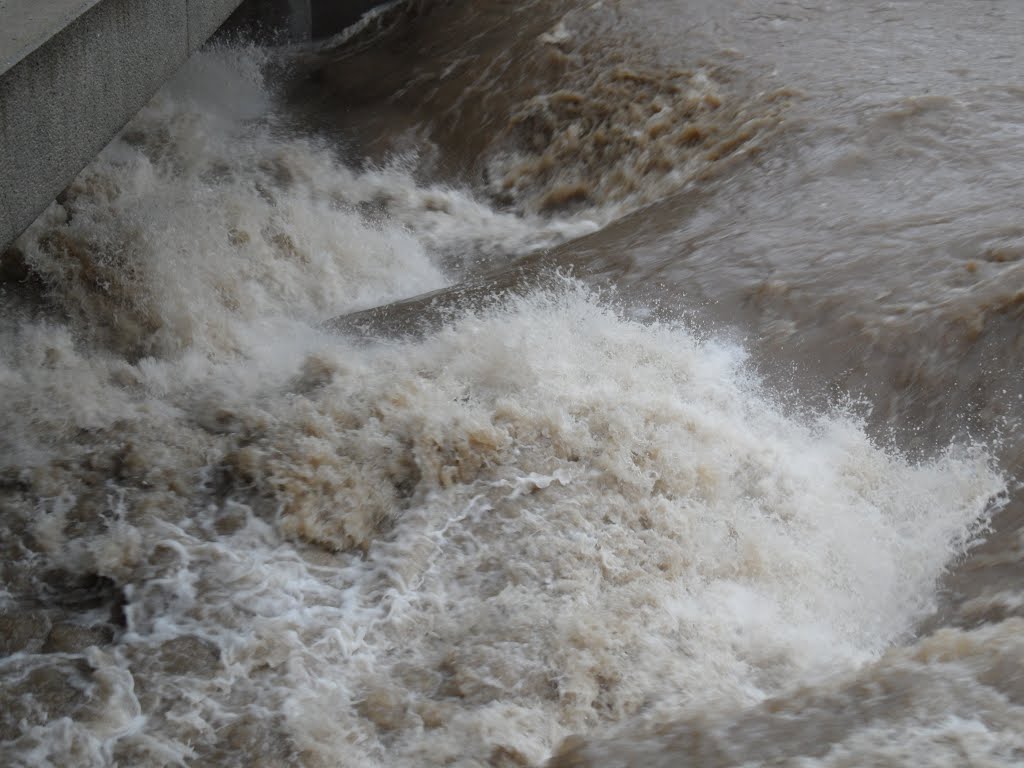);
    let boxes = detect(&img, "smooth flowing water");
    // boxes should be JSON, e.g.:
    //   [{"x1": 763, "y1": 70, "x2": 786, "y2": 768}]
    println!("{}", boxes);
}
[{"x1": 1, "y1": 2, "x2": 1022, "y2": 766}]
